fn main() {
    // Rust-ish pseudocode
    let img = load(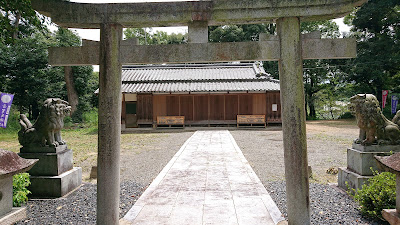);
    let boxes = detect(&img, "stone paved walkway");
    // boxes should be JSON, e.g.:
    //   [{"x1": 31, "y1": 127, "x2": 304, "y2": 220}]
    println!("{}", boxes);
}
[{"x1": 121, "y1": 130, "x2": 285, "y2": 225}]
